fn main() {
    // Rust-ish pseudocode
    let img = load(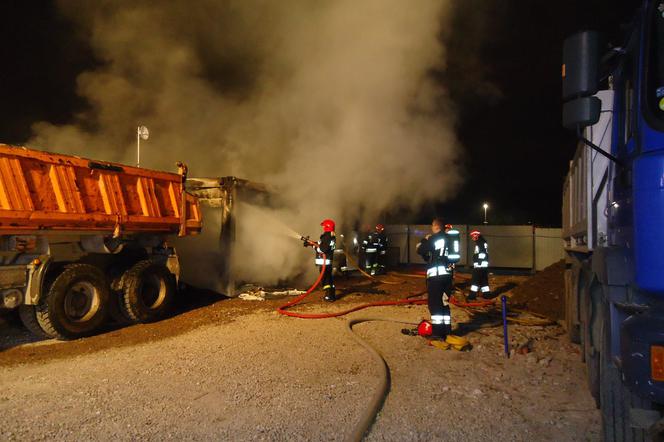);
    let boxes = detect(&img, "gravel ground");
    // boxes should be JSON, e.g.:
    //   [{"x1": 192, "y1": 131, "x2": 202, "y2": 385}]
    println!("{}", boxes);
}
[{"x1": 0, "y1": 272, "x2": 599, "y2": 441}]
